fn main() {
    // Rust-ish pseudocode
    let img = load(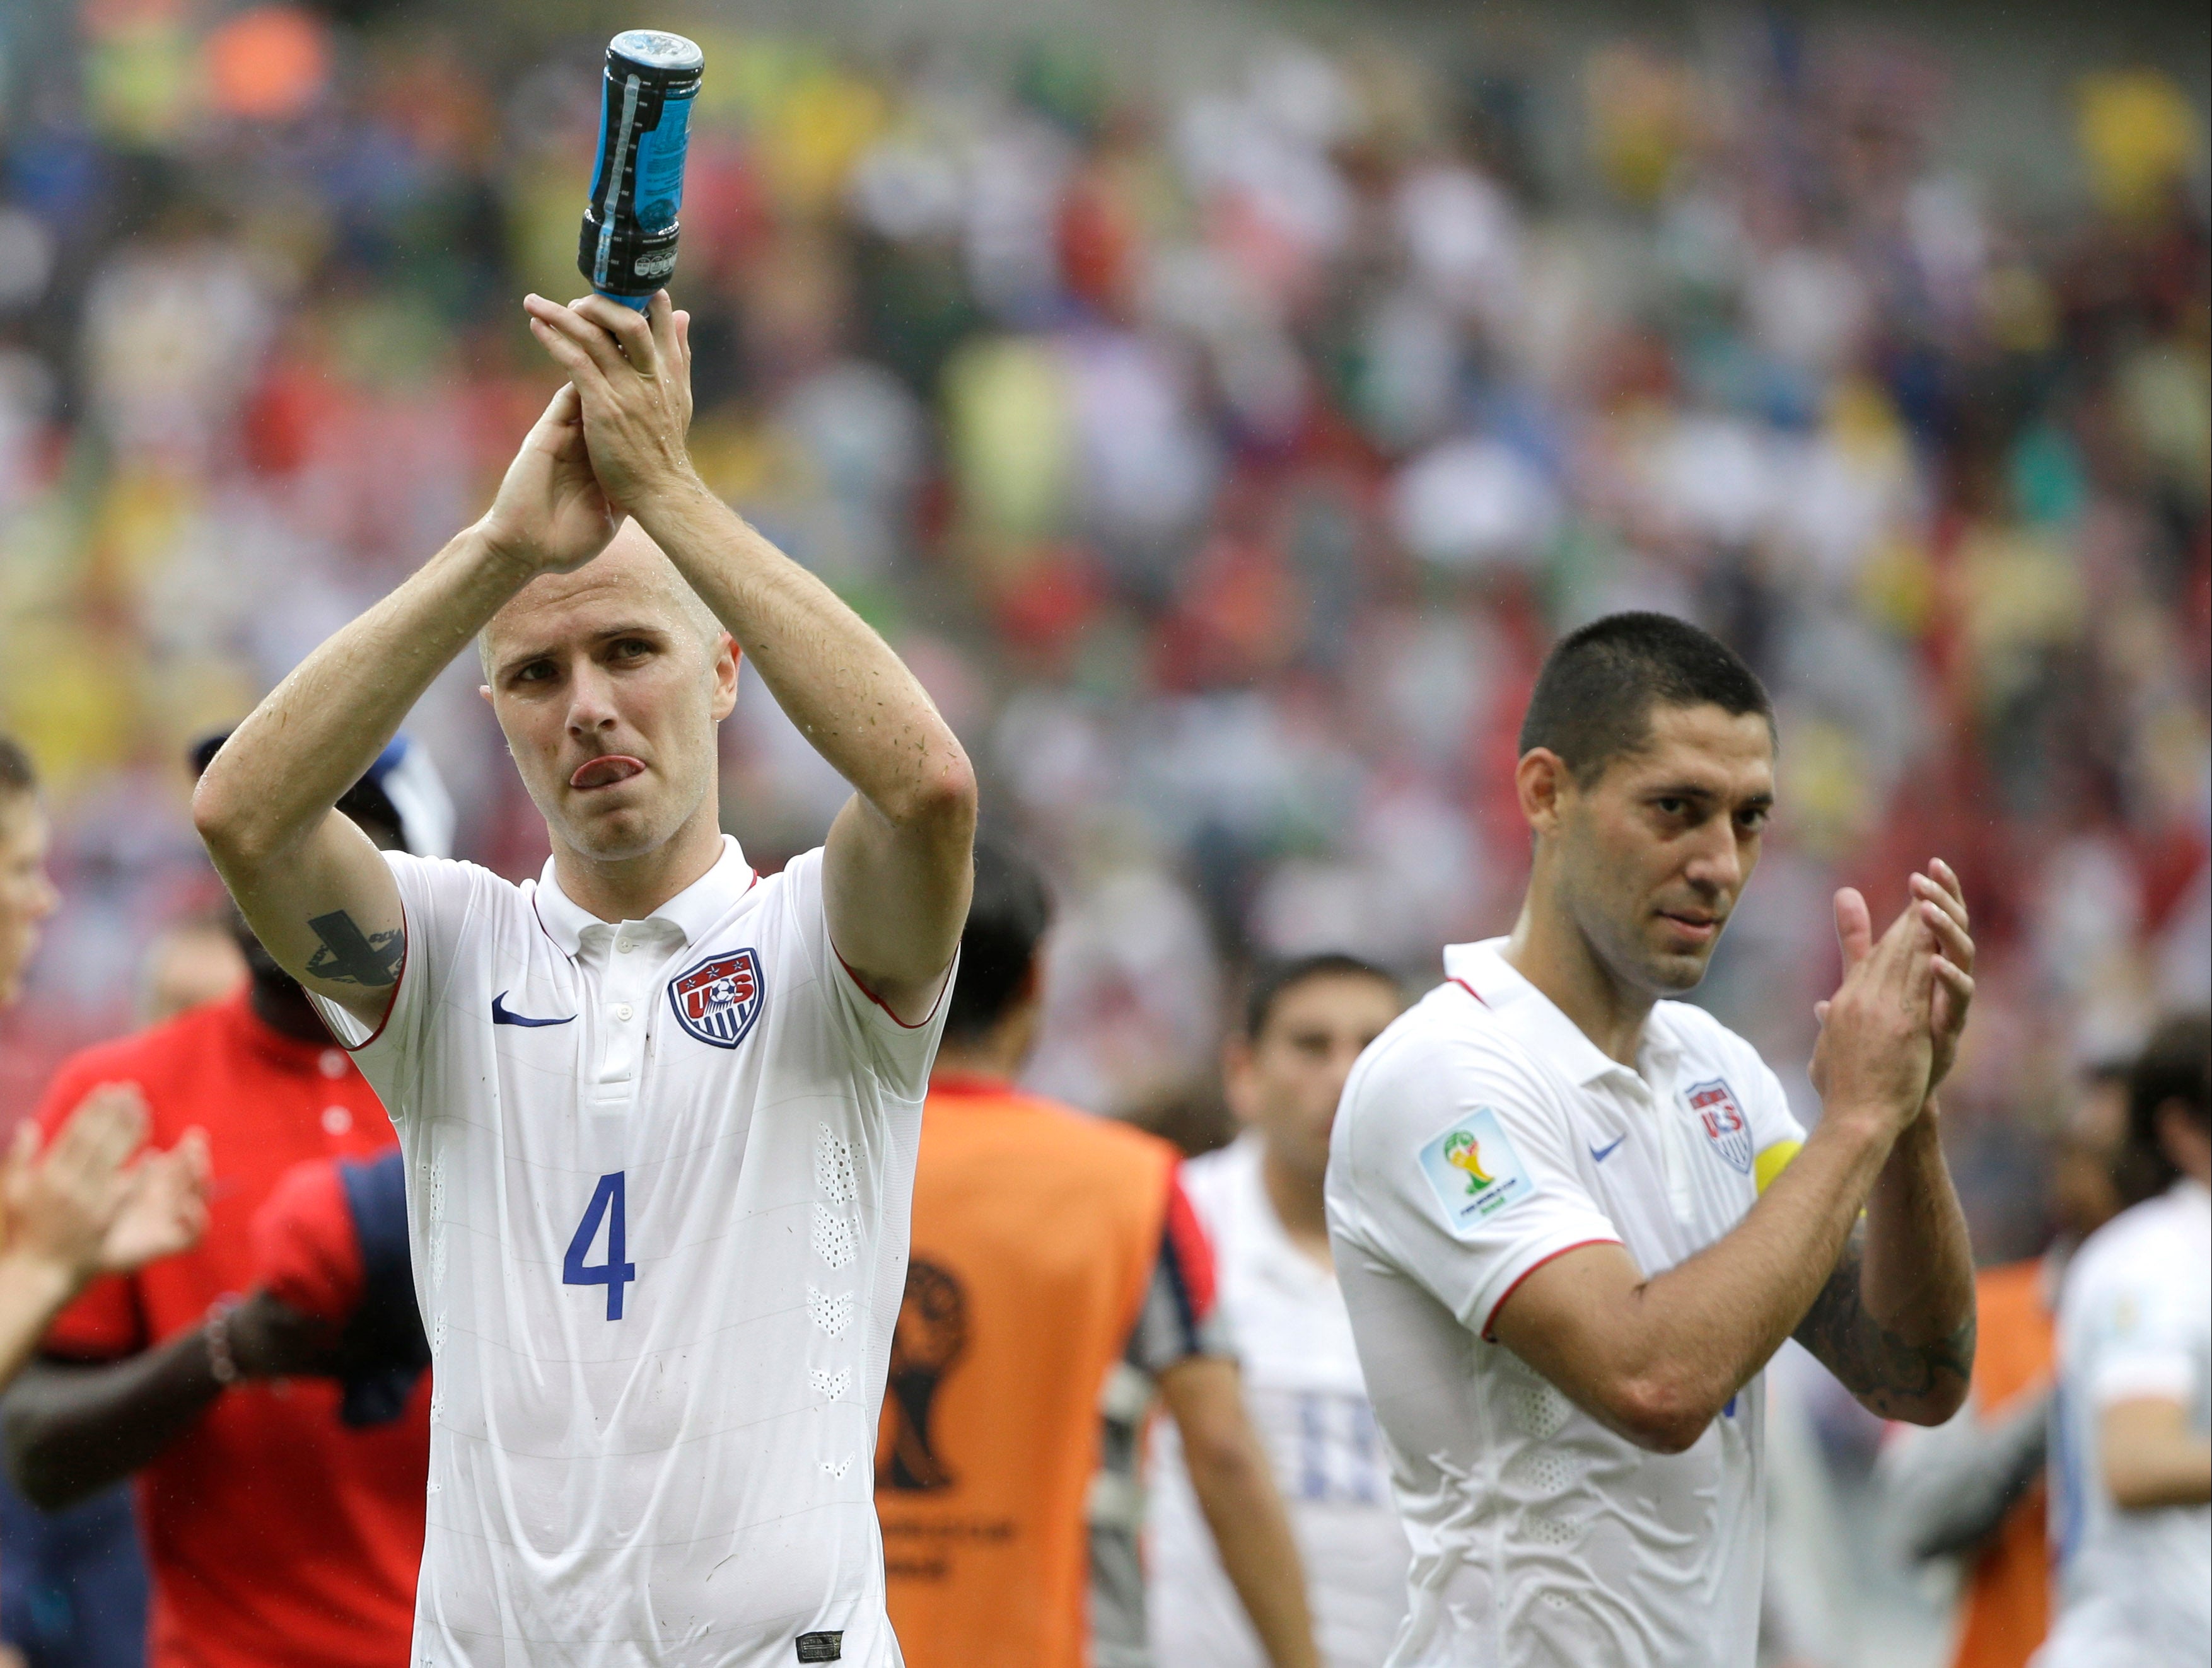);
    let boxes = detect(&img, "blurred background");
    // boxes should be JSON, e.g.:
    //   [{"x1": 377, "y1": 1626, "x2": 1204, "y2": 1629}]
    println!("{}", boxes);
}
[{"x1": 0, "y1": 0, "x2": 2204, "y2": 1659}]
